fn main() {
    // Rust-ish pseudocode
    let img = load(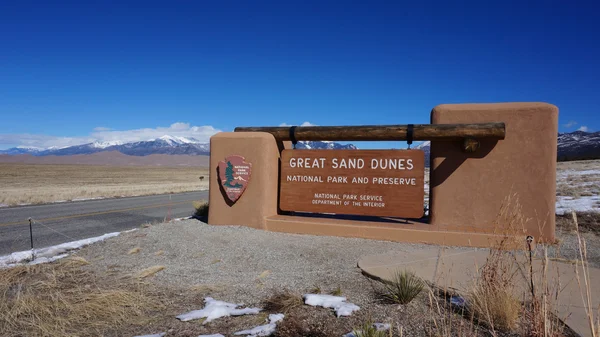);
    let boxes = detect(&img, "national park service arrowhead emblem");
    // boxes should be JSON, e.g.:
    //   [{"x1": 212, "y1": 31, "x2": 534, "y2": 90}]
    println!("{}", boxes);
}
[{"x1": 218, "y1": 155, "x2": 252, "y2": 203}]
